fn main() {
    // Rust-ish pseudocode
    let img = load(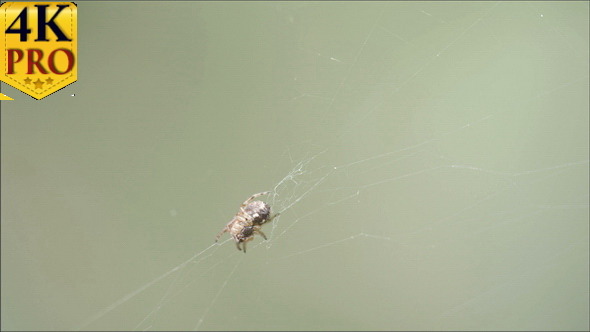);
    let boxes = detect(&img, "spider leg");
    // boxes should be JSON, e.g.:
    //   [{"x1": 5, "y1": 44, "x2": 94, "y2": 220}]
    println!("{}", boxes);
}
[
  {"x1": 216, "y1": 218, "x2": 239, "y2": 242},
  {"x1": 235, "y1": 241, "x2": 242, "y2": 251},
  {"x1": 254, "y1": 229, "x2": 267, "y2": 241},
  {"x1": 215, "y1": 227, "x2": 229, "y2": 242},
  {"x1": 241, "y1": 191, "x2": 271, "y2": 207},
  {"x1": 261, "y1": 212, "x2": 280, "y2": 225}
]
